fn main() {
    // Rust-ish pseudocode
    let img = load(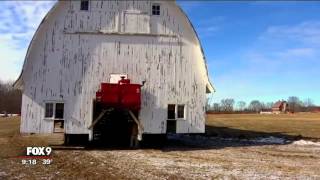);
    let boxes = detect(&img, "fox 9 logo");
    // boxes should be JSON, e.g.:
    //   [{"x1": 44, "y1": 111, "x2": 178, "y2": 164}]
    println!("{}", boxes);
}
[{"x1": 26, "y1": 147, "x2": 52, "y2": 156}]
